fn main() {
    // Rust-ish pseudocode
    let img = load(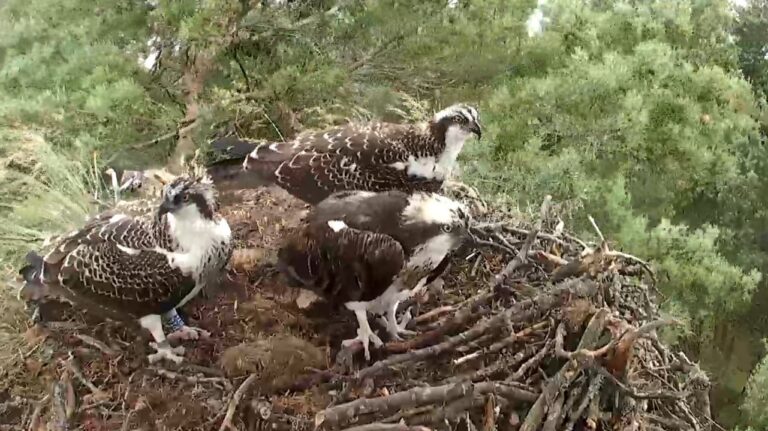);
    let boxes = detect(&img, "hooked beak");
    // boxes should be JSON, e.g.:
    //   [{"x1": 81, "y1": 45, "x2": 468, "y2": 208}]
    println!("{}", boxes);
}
[
  {"x1": 470, "y1": 122, "x2": 482, "y2": 139},
  {"x1": 464, "y1": 220, "x2": 479, "y2": 246},
  {"x1": 158, "y1": 200, "x2": 175, "y2": 217}
]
